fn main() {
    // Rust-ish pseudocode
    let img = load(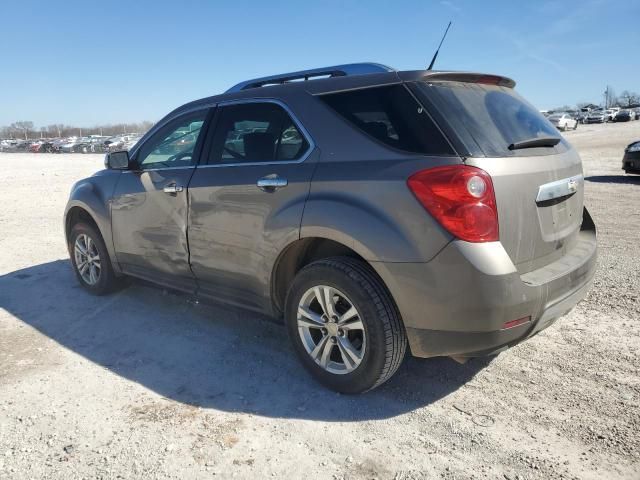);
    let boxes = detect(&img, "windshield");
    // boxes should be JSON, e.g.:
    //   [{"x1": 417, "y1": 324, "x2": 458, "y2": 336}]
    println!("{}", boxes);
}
[
  {"x1": 549, "y1": 114, "x2": 562, "y2": 120},
  {"x1": 415, "y1": 81, "x2": 565, "y2": 157}
]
